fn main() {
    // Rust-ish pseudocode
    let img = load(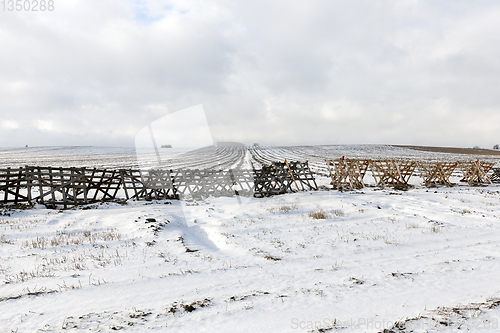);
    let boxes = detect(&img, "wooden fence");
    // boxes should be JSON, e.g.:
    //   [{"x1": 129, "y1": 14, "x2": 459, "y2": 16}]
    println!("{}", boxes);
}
[
  {"x1": 326, "y1": 158, "x2": 496, "y2": 189},
  {"x1": 0, "y1": 166, "x2": 257, "y2": 208},
  {"x1": 1, "y1": 167, "x2": 129, "y2": 208},
  {"x1": 121, "y1": 169, "x2": 254, "y2": 201},
  {"x1": 1, "y1": 159, "x2": 498, "y2": 208},
  {"x1": 253, "y1": 160, "x2": 317, "y2": 198}
]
